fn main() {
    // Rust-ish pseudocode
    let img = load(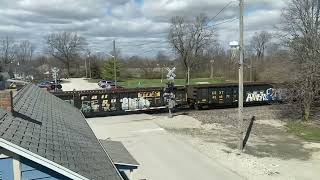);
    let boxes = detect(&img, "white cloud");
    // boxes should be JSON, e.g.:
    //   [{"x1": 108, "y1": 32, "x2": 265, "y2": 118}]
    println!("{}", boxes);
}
[{"x1": 0, "y1": 0, "x2": 287, "y2": 57}]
